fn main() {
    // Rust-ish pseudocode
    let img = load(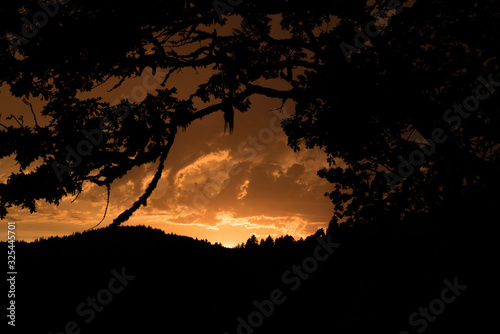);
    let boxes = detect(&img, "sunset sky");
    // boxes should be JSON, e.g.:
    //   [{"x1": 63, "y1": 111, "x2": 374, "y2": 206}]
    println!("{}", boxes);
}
[
  {"x1": 0, "y1": 66, "x2": 334, "y2": 247},
  {"x1": 0, "y1": 0, "x2": 421, "y2": 247}
]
